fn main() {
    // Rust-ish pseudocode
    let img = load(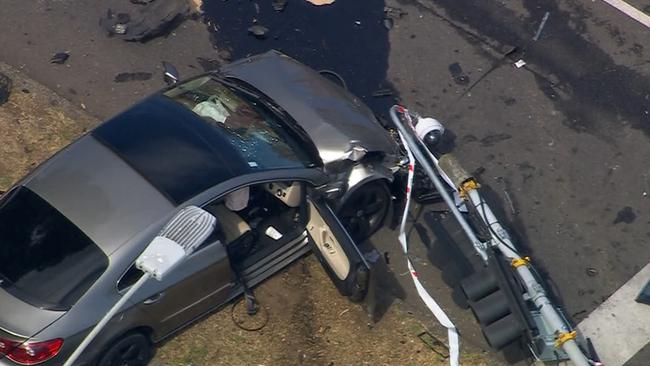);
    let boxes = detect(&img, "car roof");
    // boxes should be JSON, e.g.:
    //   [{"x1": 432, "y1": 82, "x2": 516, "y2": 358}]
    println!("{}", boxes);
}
[
  {"x1": 25, "y1": 136, "x2": 175, "y2": 255},
  {"x1": 92, "y1": 94, "x2": 251, "y2": 205}
]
